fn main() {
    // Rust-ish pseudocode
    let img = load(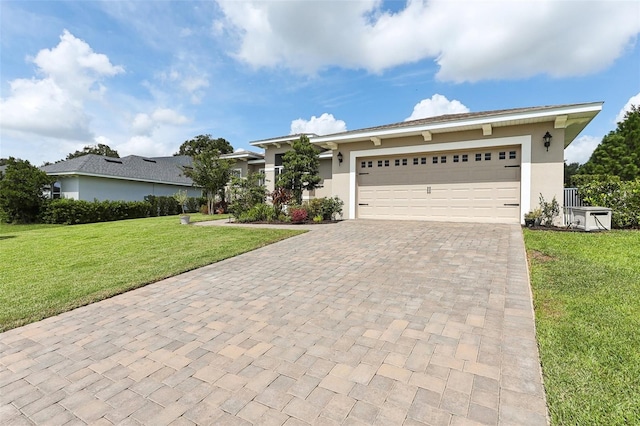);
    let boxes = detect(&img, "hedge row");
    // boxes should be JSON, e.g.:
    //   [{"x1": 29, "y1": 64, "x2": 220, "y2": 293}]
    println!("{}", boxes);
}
[
  {"x1": 574, "y1": 175, "x2": 640, "y2": 229},
  {"x1": 40, "y1": 199, "x2": 150, "y2": 225},
  {"x1": 40, "y1": 196, "x2": 205, "y2": 225}
]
